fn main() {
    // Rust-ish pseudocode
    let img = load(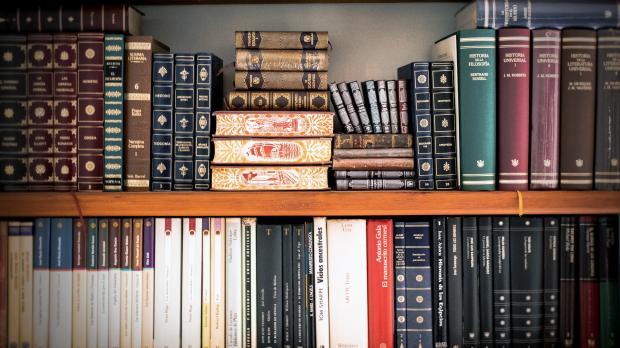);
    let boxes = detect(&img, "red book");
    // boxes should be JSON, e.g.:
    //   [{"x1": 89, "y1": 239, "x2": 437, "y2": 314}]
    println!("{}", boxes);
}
[
  {"x1": 497, "y1": 28, "x2": 531, "y2": 190},
  {"x1": 578, "y1": 216, "x2": 599, "y2": 347},
  {"x1": 529, "y1": 29, "x2": 561, "y2": 190},
  {"x1": 366, "y1": 219, "x2": 394, "y2": 348}
]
